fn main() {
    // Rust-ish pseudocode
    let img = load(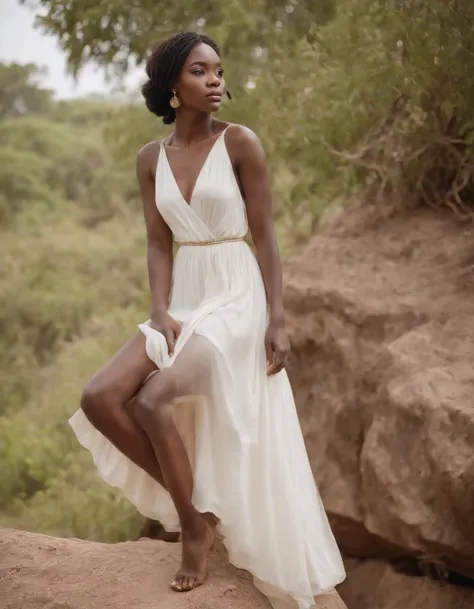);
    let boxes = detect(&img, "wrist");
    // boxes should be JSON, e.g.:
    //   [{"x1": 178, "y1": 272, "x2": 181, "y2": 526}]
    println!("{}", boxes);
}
[
  {"x1": 269, "y1": 310, "x2": 285, "y2": 328},
  {"x1": 151, "y1": 309, "x2": 168, "y2": 320}
]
